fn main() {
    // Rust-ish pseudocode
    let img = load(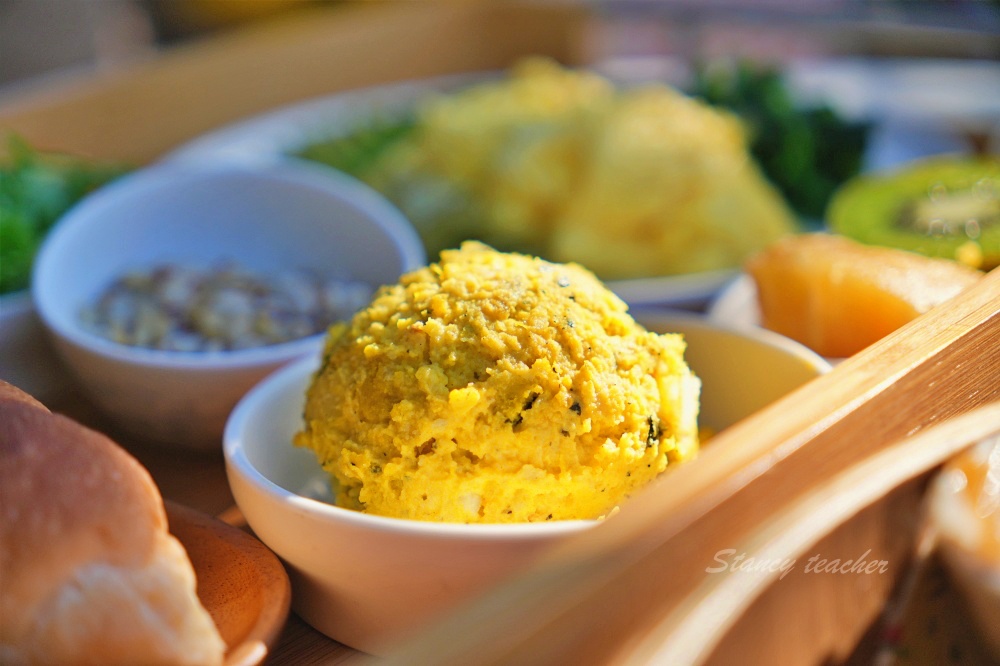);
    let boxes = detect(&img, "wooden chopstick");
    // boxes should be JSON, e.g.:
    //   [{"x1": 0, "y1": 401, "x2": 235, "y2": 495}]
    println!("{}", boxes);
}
[{"x1": 359, "y1": 269, "x2": 999, "y2": 666}]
